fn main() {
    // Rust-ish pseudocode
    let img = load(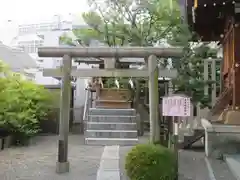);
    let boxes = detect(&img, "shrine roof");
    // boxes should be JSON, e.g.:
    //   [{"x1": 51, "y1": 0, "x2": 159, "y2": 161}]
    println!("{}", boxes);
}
[{"x1": 184, "y1": 0, "x2": 236, "y2": 41}]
